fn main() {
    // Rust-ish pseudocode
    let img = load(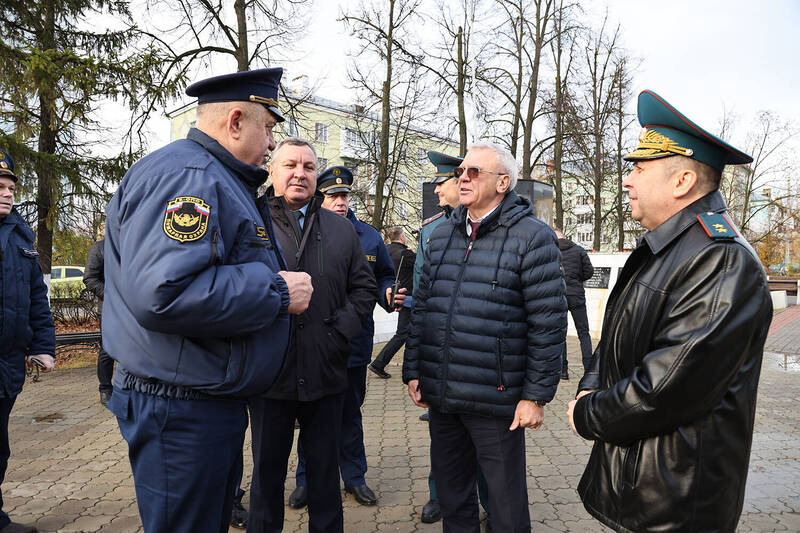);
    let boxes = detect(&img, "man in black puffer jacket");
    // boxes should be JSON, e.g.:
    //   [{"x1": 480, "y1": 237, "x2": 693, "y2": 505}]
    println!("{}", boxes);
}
[
  {"x1": 554, "y1": 229, "x2": 594, "y2": 377},
  {"x1": 403, "y1": 141, "x2": 567, "y2": 533}
]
